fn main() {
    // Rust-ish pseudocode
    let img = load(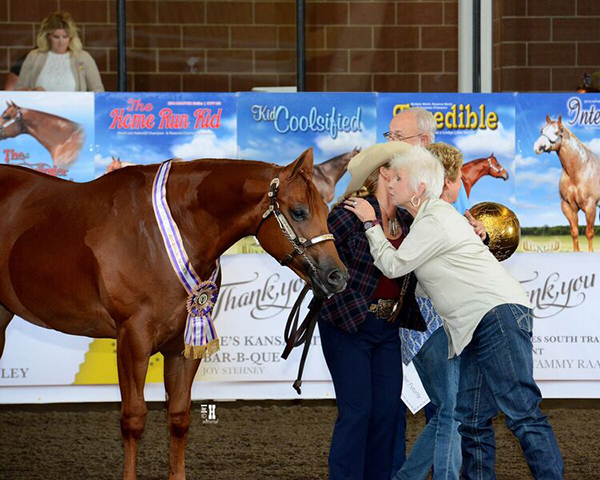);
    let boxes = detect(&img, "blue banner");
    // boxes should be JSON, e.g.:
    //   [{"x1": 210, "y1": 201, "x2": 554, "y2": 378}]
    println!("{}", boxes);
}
[
  {"x1": 377, "y1": 93, "x2": 516, "y2": 212},
  {"x1": 0, "y1": 91, "x2": 95, "y2": 182},
  {"x1": 94, "y1": 92, "x2": 237, "y2": 177},
  {"x1": 236, "y1": 92, "x2": 377, "y2": 203}
]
